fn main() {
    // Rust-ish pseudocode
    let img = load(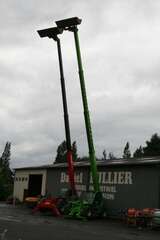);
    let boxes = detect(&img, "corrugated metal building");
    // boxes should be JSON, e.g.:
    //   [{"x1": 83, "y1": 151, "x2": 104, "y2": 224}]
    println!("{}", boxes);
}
[{"x1": 13, "y1": 157, "x2": 160, "y2": 215}]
